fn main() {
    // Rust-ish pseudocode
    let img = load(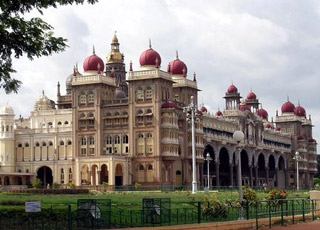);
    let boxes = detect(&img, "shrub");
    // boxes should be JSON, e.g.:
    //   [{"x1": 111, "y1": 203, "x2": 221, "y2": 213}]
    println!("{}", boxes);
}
[
  {"x1": 134, "y1": 182, "x2": 141, "y2": 190},
  {"x1": 102, "y1": 182, "x2": 109, "y2": 191},
  {"x1": 0, "y1": 200, "x2": 25, "y2": 206},
  {"x1": 202, "y1": 194, "x2": 228, "y2": 219},
  {"x1": 67, "y1": 182, "x2": 76, "y2": 189},
  {"x1": 52, "y1": 182, "x2": 60, "y2": 189},
  {"x1": 32, "y1": 178, "x2": 42, "y2": 189},
  {"x1": 266, "y1": 188, "x2": 288, "y2": 201},
  {"x1": 243, "y1": 187, "x2": 257, "y2": 207}
]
